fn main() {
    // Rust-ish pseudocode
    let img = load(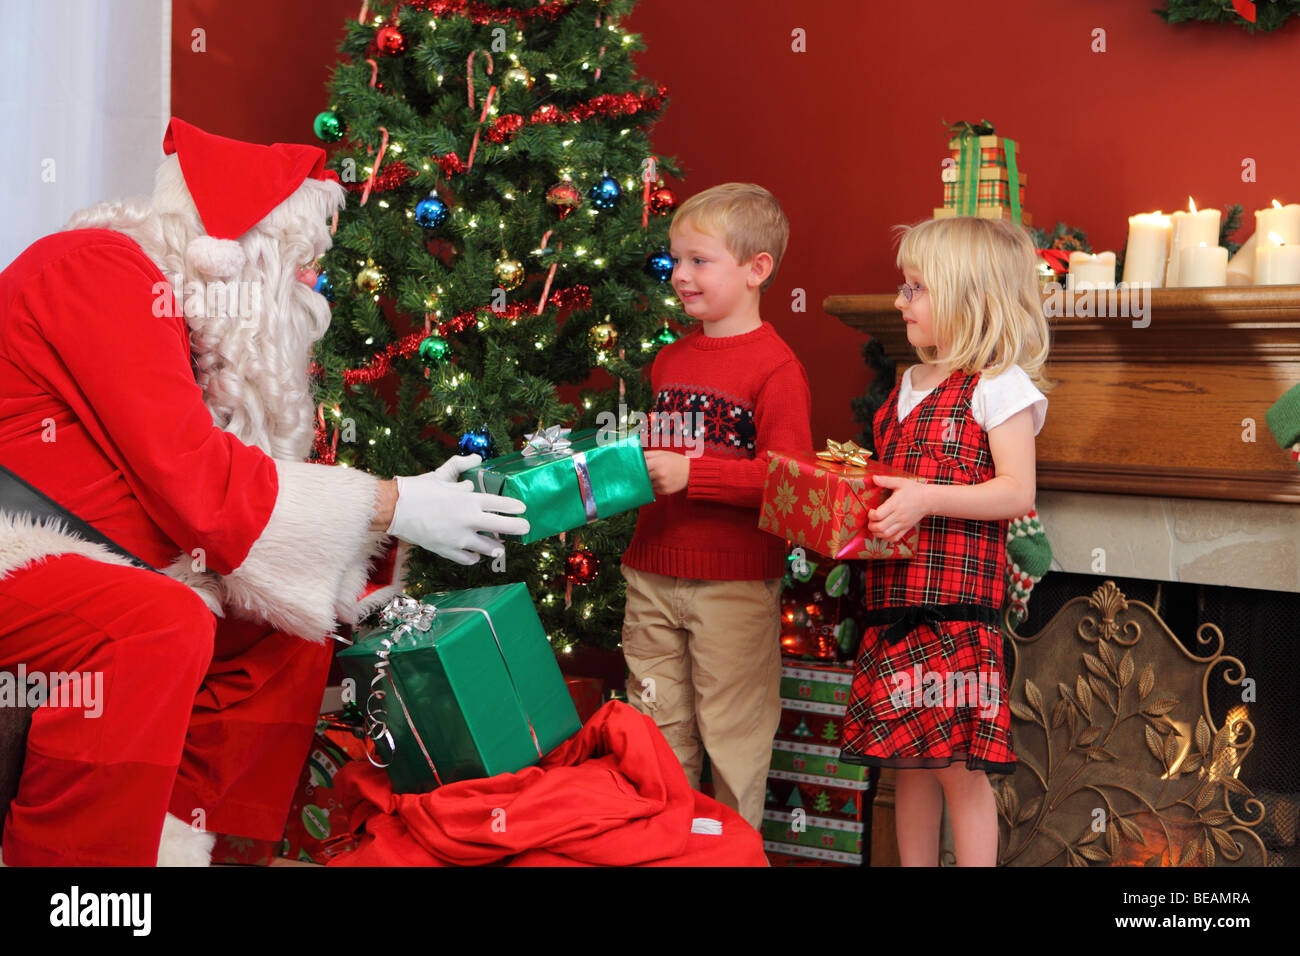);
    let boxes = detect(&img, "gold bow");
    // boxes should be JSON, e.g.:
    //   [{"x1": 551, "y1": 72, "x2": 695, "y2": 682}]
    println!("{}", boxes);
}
[{"x1": 816, "y1": 439, "x2": 872, "y2": 467}]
